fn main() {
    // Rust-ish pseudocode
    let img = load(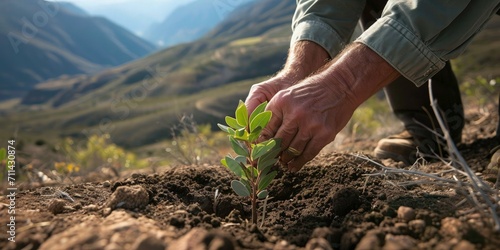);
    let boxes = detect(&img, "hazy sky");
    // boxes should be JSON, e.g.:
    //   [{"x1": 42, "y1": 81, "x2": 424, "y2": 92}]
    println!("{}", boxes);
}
[{"x1": 51, "y1": 0, "x2": 196, "y2": 35}]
